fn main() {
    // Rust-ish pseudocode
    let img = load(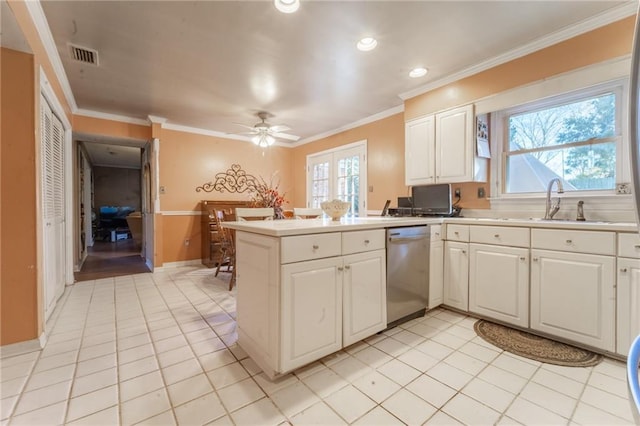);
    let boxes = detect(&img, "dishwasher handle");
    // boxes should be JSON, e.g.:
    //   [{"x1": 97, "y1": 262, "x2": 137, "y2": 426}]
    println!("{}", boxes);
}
[{"x1": 388, "y1": 234, "x2": 428, "y2": 243}]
